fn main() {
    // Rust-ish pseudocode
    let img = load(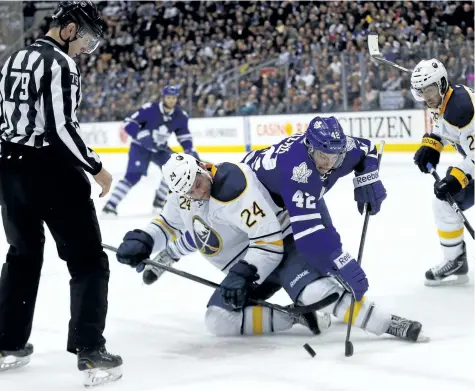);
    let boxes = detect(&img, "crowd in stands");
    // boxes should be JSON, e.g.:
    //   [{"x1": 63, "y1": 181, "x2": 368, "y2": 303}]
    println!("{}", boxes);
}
[{"x1": 23, "y1": 1, "x2": 475, "y2": 121}]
